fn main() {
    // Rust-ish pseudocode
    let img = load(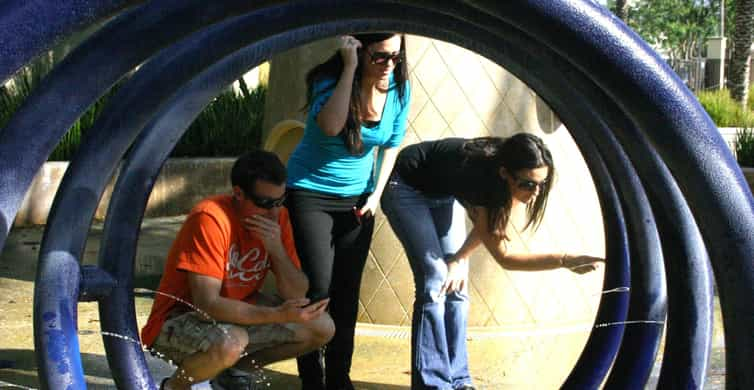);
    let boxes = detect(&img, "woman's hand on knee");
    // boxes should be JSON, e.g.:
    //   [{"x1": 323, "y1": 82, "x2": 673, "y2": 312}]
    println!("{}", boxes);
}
[{"x1": 439, "y1": 258, "x2": 469, "y2": 296}]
